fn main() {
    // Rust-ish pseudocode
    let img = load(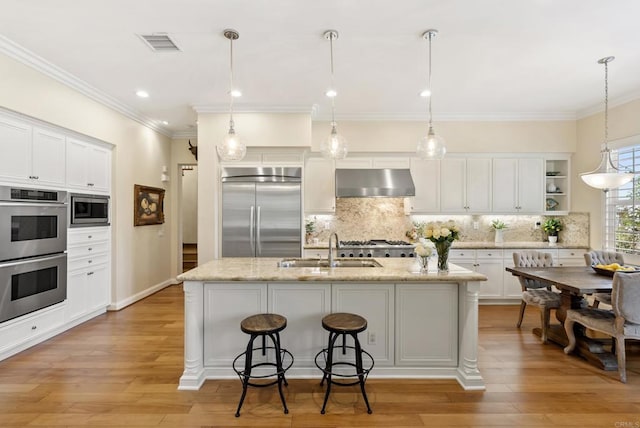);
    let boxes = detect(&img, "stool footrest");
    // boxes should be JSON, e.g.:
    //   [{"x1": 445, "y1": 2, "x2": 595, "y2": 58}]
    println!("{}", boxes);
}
[
  {"x1": 314, "y1": 346, "x2": 374, "y2": 381},
  {"x1": 233, "y1": 347, "x2": 293, "y2": 381}
]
